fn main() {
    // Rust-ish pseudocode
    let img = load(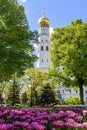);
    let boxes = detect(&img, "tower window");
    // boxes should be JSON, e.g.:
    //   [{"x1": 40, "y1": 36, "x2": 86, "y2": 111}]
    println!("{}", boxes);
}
[
  {"x1": 85, "y1": 90, "x2": 87, "y2": 94},
  {"x1": 46, "y1": 46, "x2": 49, "y2": 51},
  {"x1": 69, "y1": 89, "x2": 71, "y2": 93},
  {"x1": 42, "y1": 59, "x2": 43, "y2": 62},
  {"x1": 41, "y1": 46, "x2": 43, "y2": 51},
  {"x1": 62, "y1": 89, "x2": 65, "y2": 93},
  {"x1": 76, "y1": 90, "x2": 78, "y2": 93},
  {"x1": 47, "y1": 59, "x2": 48, "y2": 62}
]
